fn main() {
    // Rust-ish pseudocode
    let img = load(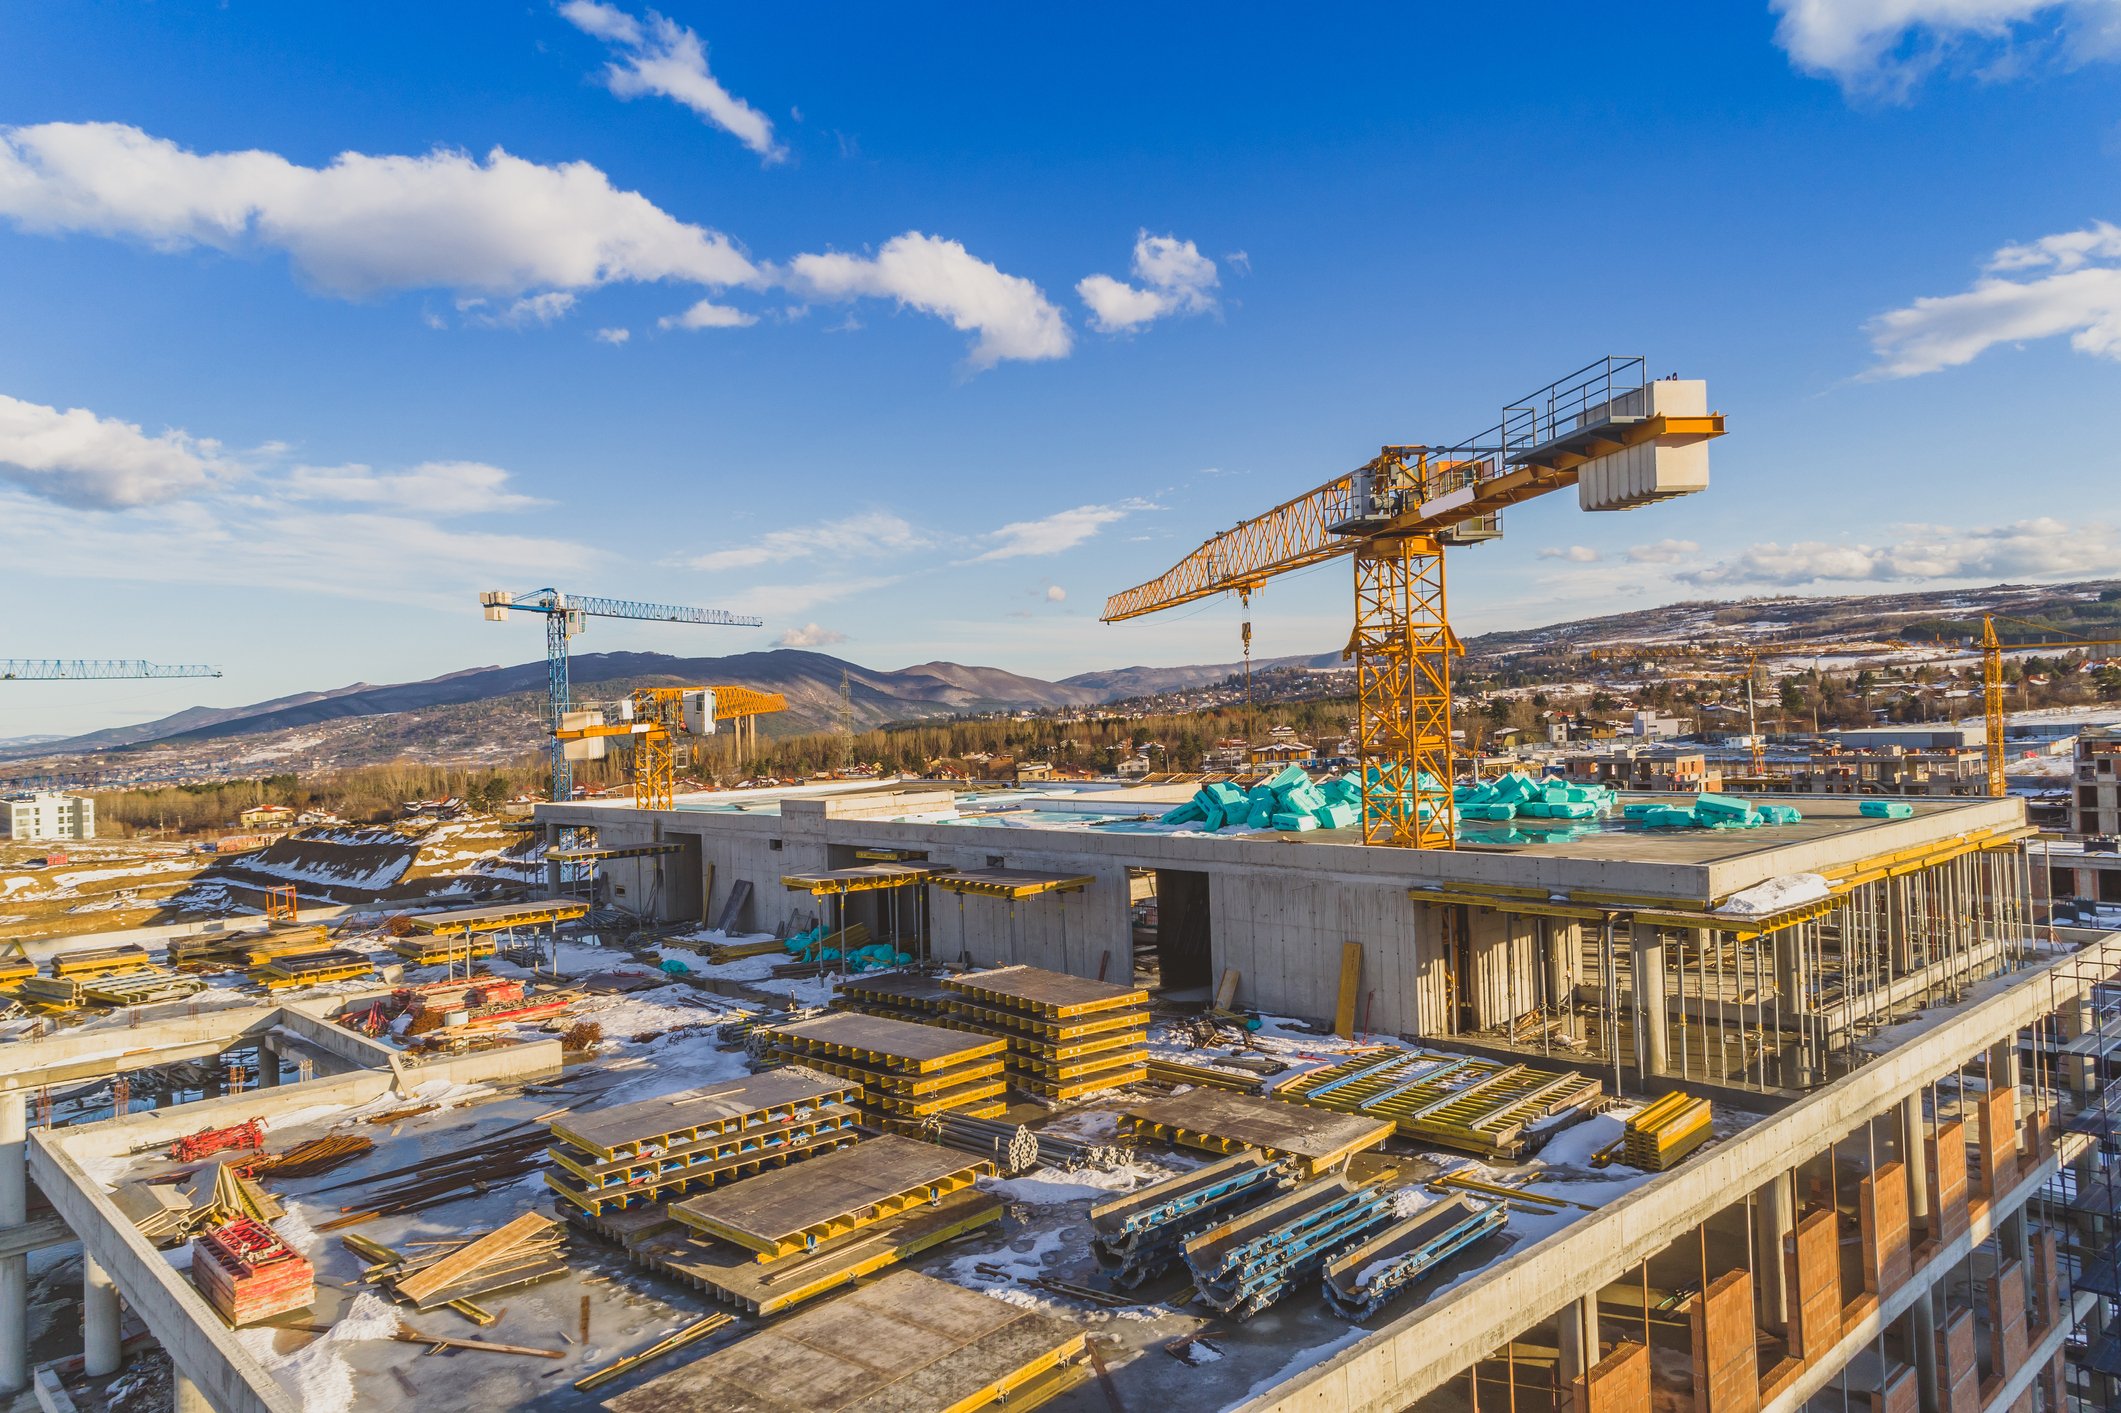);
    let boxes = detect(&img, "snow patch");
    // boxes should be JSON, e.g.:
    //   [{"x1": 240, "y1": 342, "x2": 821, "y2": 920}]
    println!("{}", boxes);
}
[{"x1": 1715, "y1": 872, "x2": 1829, "y2": 918}]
